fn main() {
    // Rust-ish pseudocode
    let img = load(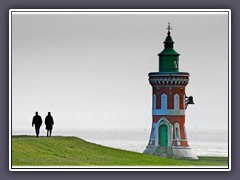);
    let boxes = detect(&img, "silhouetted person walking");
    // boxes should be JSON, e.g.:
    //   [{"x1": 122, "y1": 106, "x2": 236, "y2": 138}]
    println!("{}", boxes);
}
[
  {"x1": 45, "y1": 112, "x2": 54, "y2": 137},
  {"x1": 32, "y1": 112, "x2": 42, "y2": 138}
]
